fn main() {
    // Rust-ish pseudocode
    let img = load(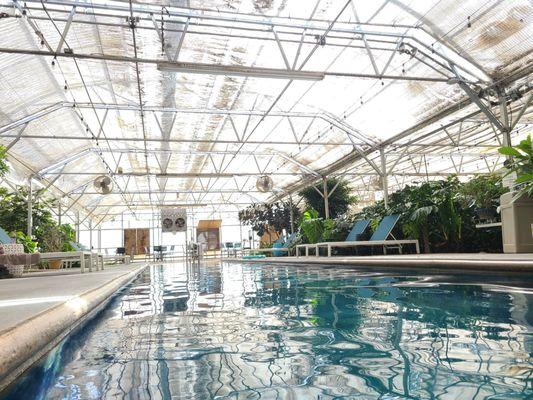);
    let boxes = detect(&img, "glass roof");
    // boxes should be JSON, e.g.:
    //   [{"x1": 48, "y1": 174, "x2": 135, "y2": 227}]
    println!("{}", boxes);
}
[{"x1": 0, "y1": 0, "x2": 531, "y2": 222}]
